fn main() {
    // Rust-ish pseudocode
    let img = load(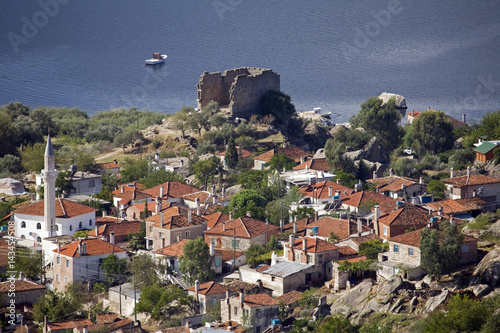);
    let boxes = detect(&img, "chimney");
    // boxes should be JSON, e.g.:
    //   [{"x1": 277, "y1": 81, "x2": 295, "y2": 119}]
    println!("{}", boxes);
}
[
  {"x1": 212, "y1": 184, "x2": 216, "y2": 195},
  {"x1": 328, "y1": 186, "x2": 333, "y2": 197},
  {"x1": 82, "y1": 242, "x2": 87, "y2": 255},
  {"x1": 160, "y1": 186, "x2": 164, "y2": 198},
  {"x1": 280, "y1": 219, "x2": 284, "y2": 233},
  {"x1": 271, "y1": 251, "x2": 277, "y2": 266},
  {"x1": 289, "y1": 234, "x2": 295, "y2": 248},
  {"x1": 450, "y1": 167, "x2": 454, "y2": 178},
  {"x1": 196, "y1": 198, "x2": 201, "y2": 216},
  {"x1": 213, "y1": 195, "x2": 218, "y2": 204},
  {"x1": 462, "y1": 113, "x2": 466, "y2": 124},
  {"x1": 161, "y1": 212, "x2": 164, "y2": 226},
  {"x1": 282, "y1": 142, "x2": 287, "y2": 148},
  {"x1": 19, "y1": 272, "x2": 25, "y2": 280},
  {"x1": 110, "y1": 231, "x2": 115, "y2": 245},
  {"x1": 246, "y1": 211, "x2": 251, "y2": 217},
  {"x1": 438, "y1": 206, "x2": 443, "y2": 216},
  {"x1": 222, "y1": 223, "x2": 226, "y2": 231},
  {"x1": 185, "y1": 319, "x2": 191, "y2": 329},
  {"x1": 336, "y1": 179, "x2": 341, "y2": 184},
  {"x1": 58, "y1": 242, "x2": 61, "y2": 252},
  {"x1": 83, "y1": 325, "x2": 89, "y2": 333},
  {"x1": 88, "y1": 312, "x2": 92, "y2": 321},
  {"x1": 373, "y1": 171, "x2": 377, "y2": 179},
  {"x1": 222, "y1": 186, "x2": 226, "y2": 199},
  {"x1": 188, "y1": 210, "x2": 192, "y2": 223},
  {"x1": 302, "y1": 238, "x2": 308, "y2": 251},
  {"x1": 293, "y1": 222, "x2": 298, "y2": 234},
  {"x1": 210, "y1": 242, "x2": 214, "y2": 256},
  {"x1": 374, "y1": 205, "x2": 380, "y2": 236},
  {"x1": 305, "y1": 163, "x2": 309, "y2": 170},
  {"x1": 355, "y1": 183, "x2": 362, "y2": 193},
  {"x1": 156, "y1": 196, "x2": 161, "y2": 214},
  {"x1": 314, "y1": 211, "x2": 318, "y2": 221},
  {"x1": 120, "y1": 186, "x2": 124, "y2": 194},
  {"x1": 300, "y1": 157, "x2": 304, "y2": 164},
  {"x1": 419, "y1": 176, "x2": 424, "y2": 185},
  {"x1": 44, "y1": 315, "x2": 48, "y2": 333},
  {"x1": 194, "y1": 280, "x2": 200, "y2": 301},
  {"x1": 389, "y1": 168, "x2": 394, "y2": 177},
  {"x1": 102, "y1": 210, "x2": 107, "y2": 217},
  {"x1": 240, "y1": 292, "x2": 245, "y2": 308},
  {"x1": 467, "y1": 166, "x2": 471, "y2": 178},
  {"x1": 229, "y1": 211, "x2": 233, "y2": 220},
  {"x1": 450, "y1": 215, "x2": 454, "y2": 225},
  {"x1": 357, "y1": 219, "x2": 362, "y2": 234}
]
